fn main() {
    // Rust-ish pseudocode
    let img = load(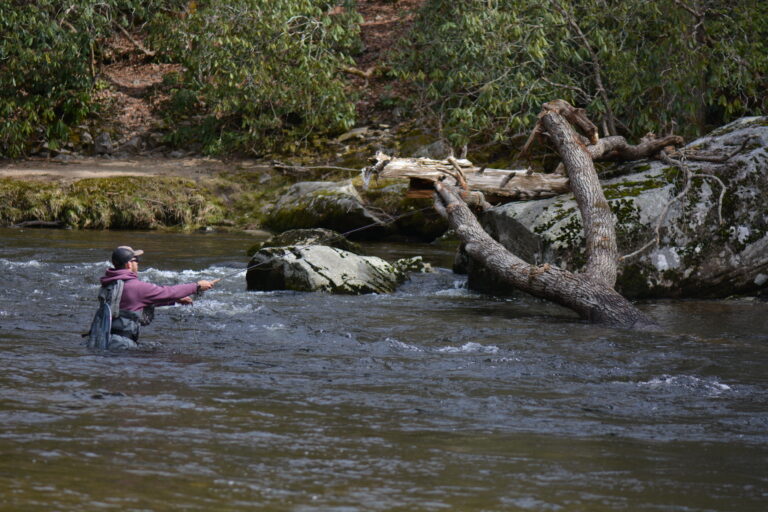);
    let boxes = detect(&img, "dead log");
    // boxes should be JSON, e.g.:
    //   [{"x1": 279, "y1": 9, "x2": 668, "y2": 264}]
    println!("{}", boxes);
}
[
  {"x1": 363, "y1": 152, "x2": 570, "y2": 203},
  {"x1": 364, "y1": 126, "x2": 683, "y2": 205},
  {"x1": 435, "y1": 102, "x2": 657, "y2": 328}
]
